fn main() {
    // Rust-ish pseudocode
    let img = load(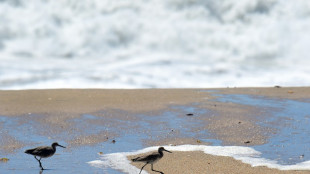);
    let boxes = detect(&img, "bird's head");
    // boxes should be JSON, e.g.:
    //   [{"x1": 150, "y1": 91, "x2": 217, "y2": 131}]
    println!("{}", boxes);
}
[
  {"x1": 158, "y1": 147, "x2": 172, "y2": 153},
  {"x1": 52, "y1": 142, "x2": 66, "y2": 148}
]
